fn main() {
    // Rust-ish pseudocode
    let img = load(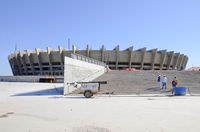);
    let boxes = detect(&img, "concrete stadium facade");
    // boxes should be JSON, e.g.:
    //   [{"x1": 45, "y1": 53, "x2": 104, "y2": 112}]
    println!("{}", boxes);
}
[{"x1": 8, "y1": 45, "x2": 188, "y2": 76}]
